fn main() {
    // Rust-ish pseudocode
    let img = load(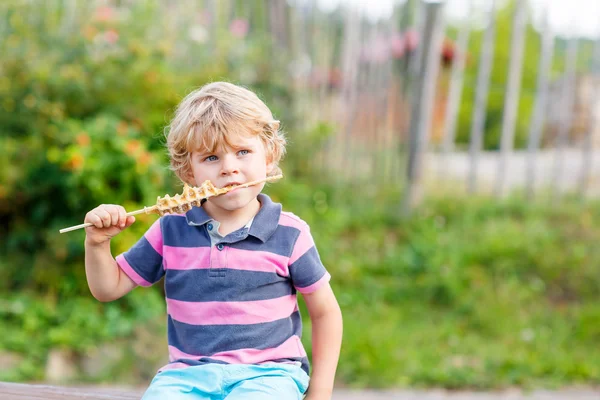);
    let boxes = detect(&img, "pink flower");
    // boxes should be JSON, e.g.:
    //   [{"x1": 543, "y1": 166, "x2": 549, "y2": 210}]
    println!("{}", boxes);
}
[
  {"x1": 404, "y1": 29, "x2": 419, "y2": 52},
  {"x1": 229, "y1": 19, "x2": 249, "y2": 39},
  {"x1": 390, "y1": 32, "x2": 405, "y2": 58},
  {"x1": 95, "y1": 6, "x2": 114, "y2": 22},
  {"x1": 105, "y1": 29, "x2": 119, "y2": 44}
]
